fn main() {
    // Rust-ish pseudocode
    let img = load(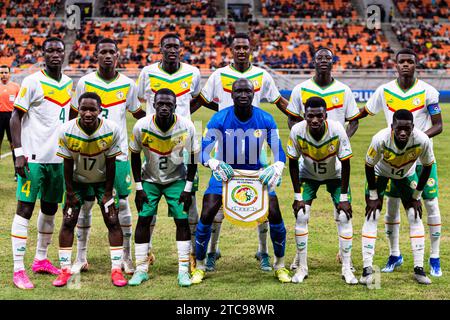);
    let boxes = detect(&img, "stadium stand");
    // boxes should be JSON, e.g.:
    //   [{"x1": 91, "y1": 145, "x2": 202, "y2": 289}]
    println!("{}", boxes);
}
[
  {"x1": 261, "y1": 0, "x2": 357, "y2": 19},
  {"x1": 69, "y1": 18, "x2": 235, "y2": 70},
  {"x1": 392, "y1": 20, "x2": 450, "y2": 69},
  {"x1": 0, "y1": 0, "x2": 448, "y2": 72},
  {"x1": 100, "y1": 0, "x2": 217, "y2": 18},
  {"x1": 0, "y1": 0, "x2": 63, "y2": 18},
  {"x1": 249, "y1": 19, "x2": 393, "y2": 70},
  {"x1": 395, "y1": 0, "x2": 449, "y2": 19},
  {"x1": 0, "y1": 19, "x2": 66, "y2": 69}
]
